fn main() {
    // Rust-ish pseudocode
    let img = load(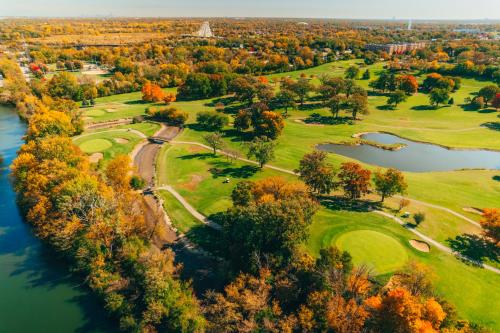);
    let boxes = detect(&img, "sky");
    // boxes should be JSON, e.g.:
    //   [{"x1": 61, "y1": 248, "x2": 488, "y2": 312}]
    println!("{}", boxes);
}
[{"x1": 1, "y1": 0, "x2": 499, "y2": 20}]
